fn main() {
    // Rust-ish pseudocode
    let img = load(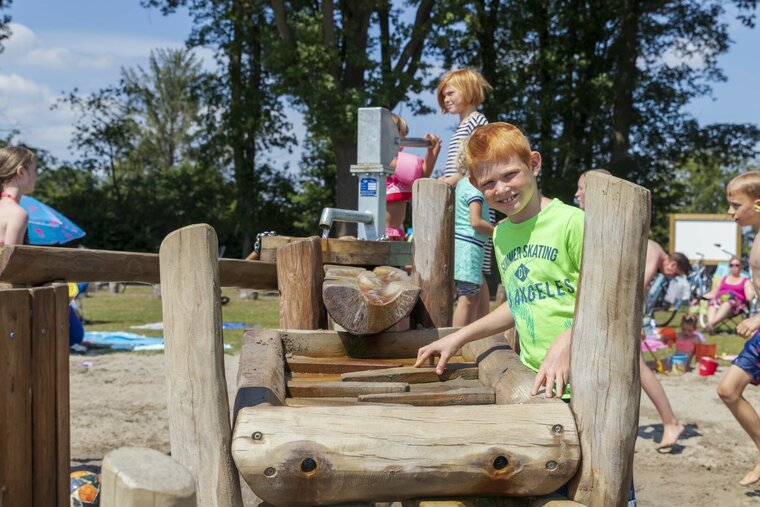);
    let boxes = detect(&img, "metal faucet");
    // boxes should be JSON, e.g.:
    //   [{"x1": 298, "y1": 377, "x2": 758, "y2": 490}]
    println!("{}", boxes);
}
[{"x1": 319, "y1": 208, "x2": 376, "y2": 239}]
